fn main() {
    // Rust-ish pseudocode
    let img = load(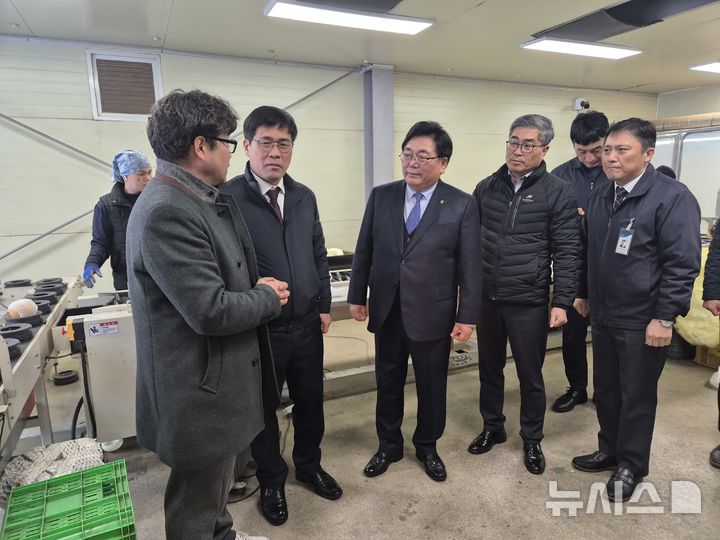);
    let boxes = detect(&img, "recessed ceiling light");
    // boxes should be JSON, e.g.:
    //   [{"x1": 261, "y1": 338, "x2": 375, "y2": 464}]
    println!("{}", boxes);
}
[
  {"x1": 522, "y1": 38, "x2": 641, "y2": 60},
  {"x1": 690, "y1": 62, "x2": 720, "y2": 74},
  {"x1": 11, "y1": 23, "x2": 21, "y2": 28},
  {"x1": 264, "y1": 0, "x2": 433, "y2": 35},
  {"x1": 152, "y1": 36, "x2": 162, "y2": 41}
]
